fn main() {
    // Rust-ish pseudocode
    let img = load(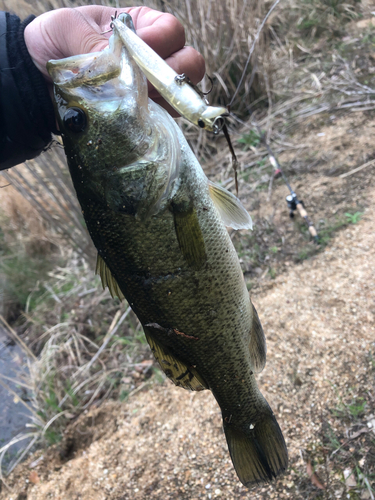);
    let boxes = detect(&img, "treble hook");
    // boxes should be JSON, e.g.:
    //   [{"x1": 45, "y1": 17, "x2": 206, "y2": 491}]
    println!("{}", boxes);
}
[{"x1": 101, "y1": 11, "x2": 117, "y2": 34}]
